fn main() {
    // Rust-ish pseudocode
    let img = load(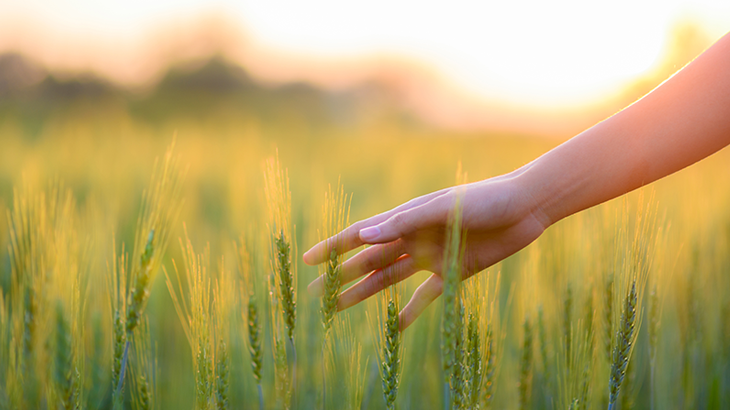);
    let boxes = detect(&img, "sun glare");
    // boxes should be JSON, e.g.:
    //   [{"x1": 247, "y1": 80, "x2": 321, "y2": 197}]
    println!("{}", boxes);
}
[
  {"x1": 0, "y1": 0, "x2": 728, "y2": 108},
  {"x1": 227, "y1": 0, "x2": 720, "y2": 106}
]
